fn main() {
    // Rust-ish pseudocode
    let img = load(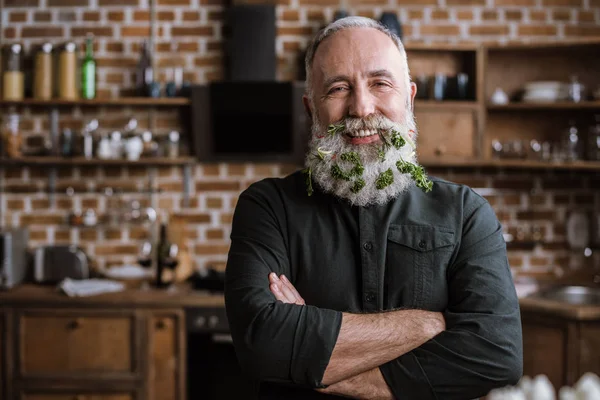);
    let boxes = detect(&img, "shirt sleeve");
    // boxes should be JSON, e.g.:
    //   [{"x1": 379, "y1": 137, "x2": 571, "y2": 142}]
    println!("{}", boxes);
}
[
  {"x1": 224, "y1": 182, "x2": 343, "y2": 388},
  {"x1": 379, "y1": 197, "x2": 523, "y2": 400}
]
